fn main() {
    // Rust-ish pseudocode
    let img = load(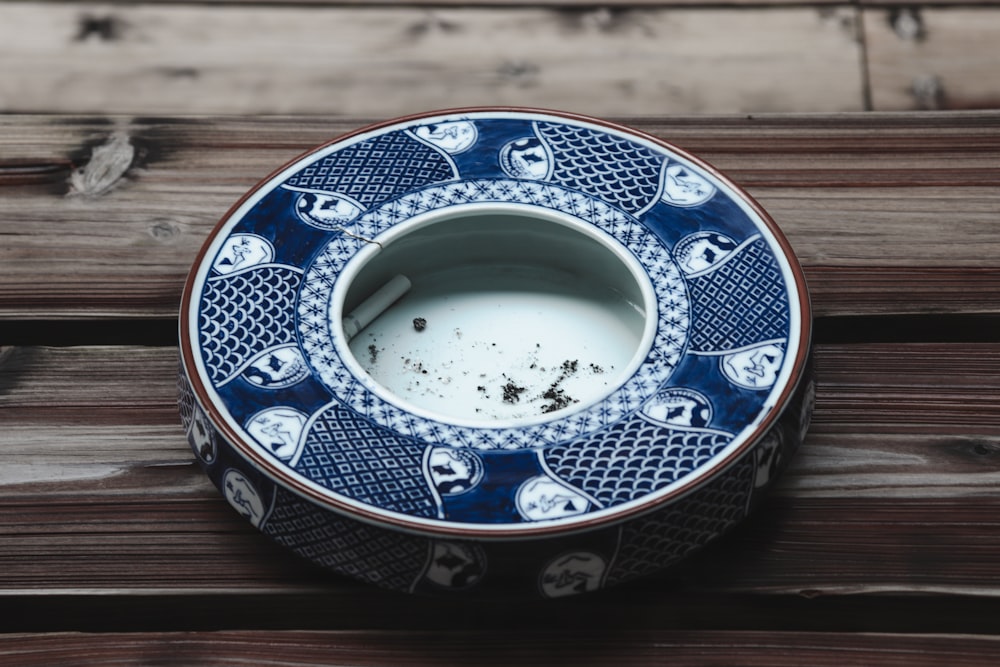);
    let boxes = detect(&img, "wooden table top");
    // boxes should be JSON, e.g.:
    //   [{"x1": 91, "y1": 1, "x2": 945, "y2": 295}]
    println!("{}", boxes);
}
[{"x1": 1, "y1": 111, "x2": 999, "y2": 664}]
